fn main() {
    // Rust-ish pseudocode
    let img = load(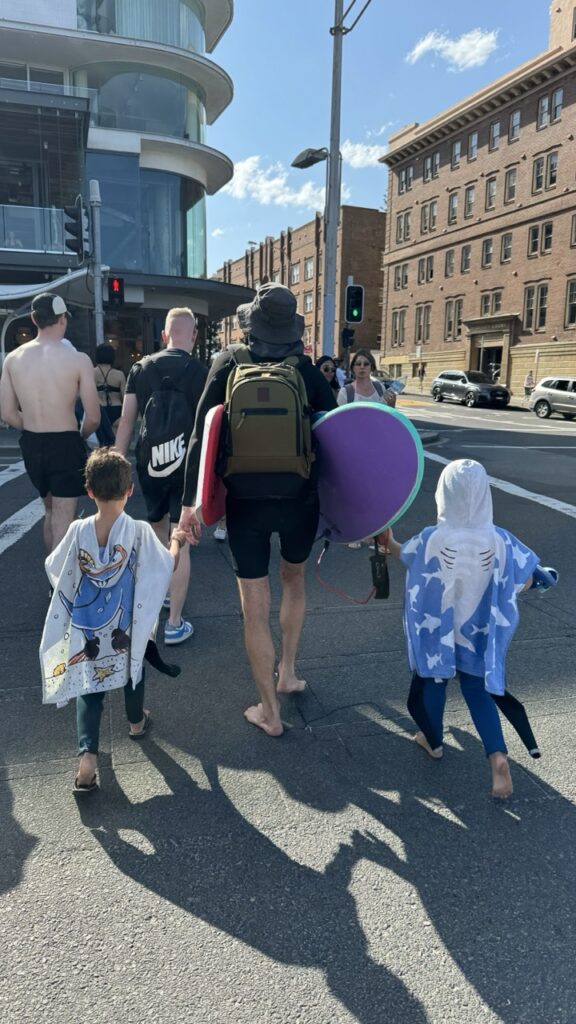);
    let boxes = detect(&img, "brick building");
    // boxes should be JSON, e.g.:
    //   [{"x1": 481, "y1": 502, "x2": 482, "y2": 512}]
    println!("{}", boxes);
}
[
  {"x1": 215, "y1": 206, "x2": 385, "y2": 360},
  {"x1": 381, "y1": 1, "x2": 576, "y2": 394}
]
